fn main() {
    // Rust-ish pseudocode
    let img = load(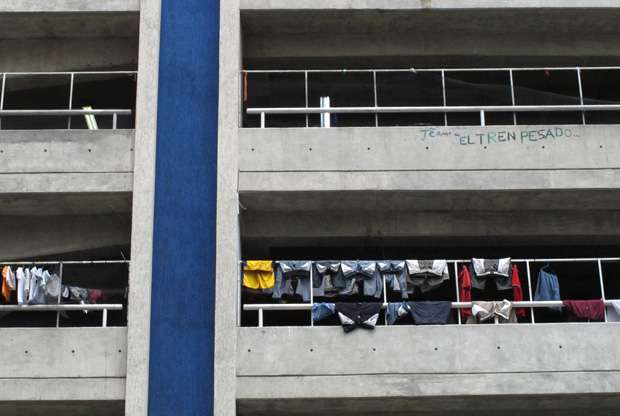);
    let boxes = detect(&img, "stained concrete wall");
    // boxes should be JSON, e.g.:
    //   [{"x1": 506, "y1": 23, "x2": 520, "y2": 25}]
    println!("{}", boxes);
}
[
  {"x1": 239, "y1": 125, "x2": 620, "y2": 192},
  {"x1": 237, "y1": 325, "x2": 620, "y2": 414},
  {"x1": 0, "y1": 130, "x2": 133, "y2": 194},
  {"x1": 0, "y1": 39, "x2": 138, "y2": 72},
  {"x1": 240, "y1": 0, "x2": 620, "y2": 10},
  {"x1": 0, "y1": 327, "x2": 126, "y2": 403}
]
